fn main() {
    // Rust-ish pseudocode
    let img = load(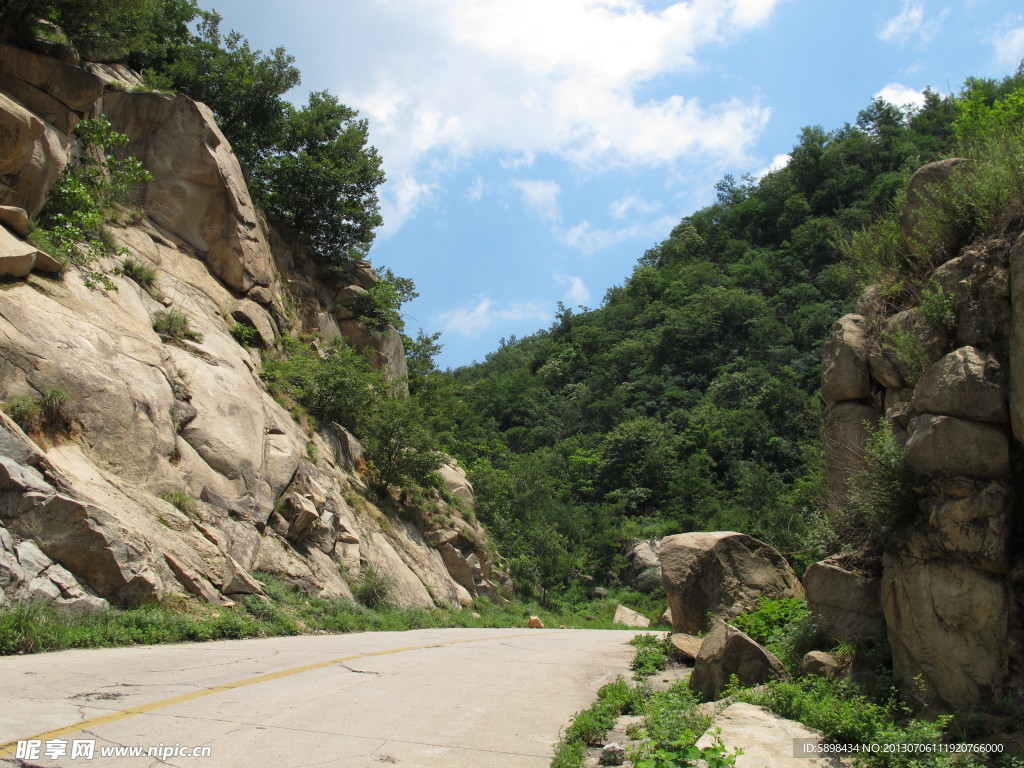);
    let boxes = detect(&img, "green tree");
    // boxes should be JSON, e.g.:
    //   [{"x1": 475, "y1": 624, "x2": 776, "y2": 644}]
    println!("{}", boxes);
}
[{"x1": 253, "y1": 91, "x2": 385, "y2": 268}]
